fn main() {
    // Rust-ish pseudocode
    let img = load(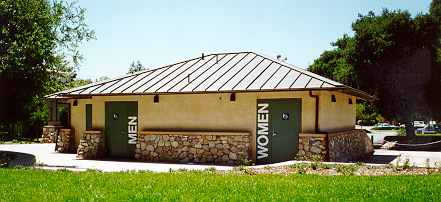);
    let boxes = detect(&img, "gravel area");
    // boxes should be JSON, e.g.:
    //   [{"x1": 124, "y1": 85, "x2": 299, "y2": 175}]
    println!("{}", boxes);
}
[{"x1": 208, "y1": 163, "x2": 441, "y2": 176}]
